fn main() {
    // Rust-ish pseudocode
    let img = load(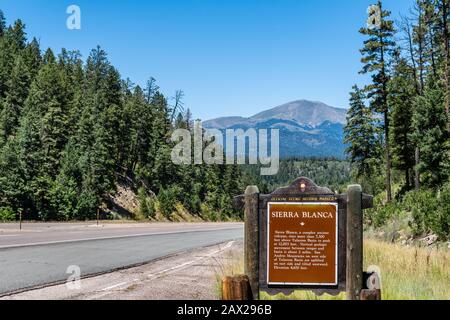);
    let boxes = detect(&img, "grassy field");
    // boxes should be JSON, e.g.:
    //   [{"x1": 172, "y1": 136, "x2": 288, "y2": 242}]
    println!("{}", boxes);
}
[
  {"x1": 216, "y1": 239, "x2": 450, "y2": 300},
  {"x1": 362, "y1": 239, "x2": 449, "y2": 300}
]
